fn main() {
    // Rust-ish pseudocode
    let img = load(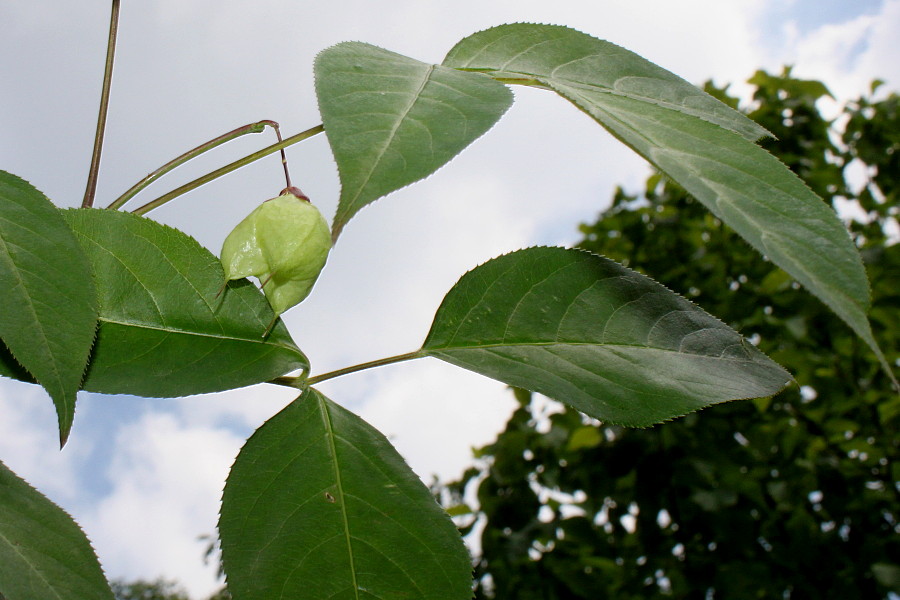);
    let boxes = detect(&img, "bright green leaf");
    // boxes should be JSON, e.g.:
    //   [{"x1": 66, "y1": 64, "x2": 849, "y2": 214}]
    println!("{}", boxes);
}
[
  {"x1": 219, "y1": 387, "x2": 472, "y2": 600},
  {"x1": 59, "y1": 209, "x2": 307, "y2": 397},
  {"x1": 443, "y1": 24, "x2": 892, "y2": 385},
  {"x1": 445, "y1": 504, "x2": 474, "y2": 517},
  {"x1": 0, "y1": 171, "x2": 97, "y2": 446},
  {"x1": 315, "y1": 41, "x2": 513, "y2": 239},
  {"x1": 0, "y1": 459, "x2": 114, "y2": 600},
  {"x1": 567, "y1": 426, "x2": 603, "y2": 451},
  {"x1": 443, "y1": 24, "x2": 769, "y2": 141},
  {"x1": 422, "y1": 247, "x2": 790, "y2": 426}
]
